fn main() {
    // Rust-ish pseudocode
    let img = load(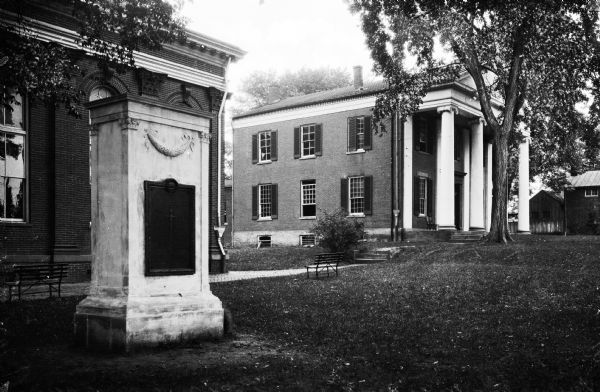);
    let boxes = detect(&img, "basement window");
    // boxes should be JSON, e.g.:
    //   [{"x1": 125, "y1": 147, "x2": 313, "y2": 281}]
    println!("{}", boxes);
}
[
  {"x1": 300, "y1": 234, "x2": 316, "y2": 247},
  {"x1": 257, "y1": 235, "x2": 272, "y2": 248}
]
